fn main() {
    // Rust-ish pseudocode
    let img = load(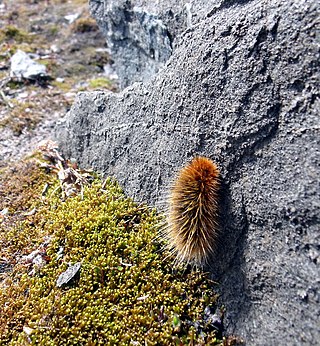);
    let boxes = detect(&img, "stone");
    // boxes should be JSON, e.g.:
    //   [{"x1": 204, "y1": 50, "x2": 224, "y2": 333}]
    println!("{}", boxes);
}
[
  {"x1": 64, "y1": 13, "x2": 80, "y2": 24},
  {"x1": 56, "y1": 0, "x2": 320, "y2": 344},
  {"x1": 56, "y1": 262, "x2": 82, "y2": 288},
  {"x1": 10, "y1": 50, "x2": 48, "y2": 80},
  {"x1": 89, "y1": 0, "x2": 213, "y2": 89}
]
